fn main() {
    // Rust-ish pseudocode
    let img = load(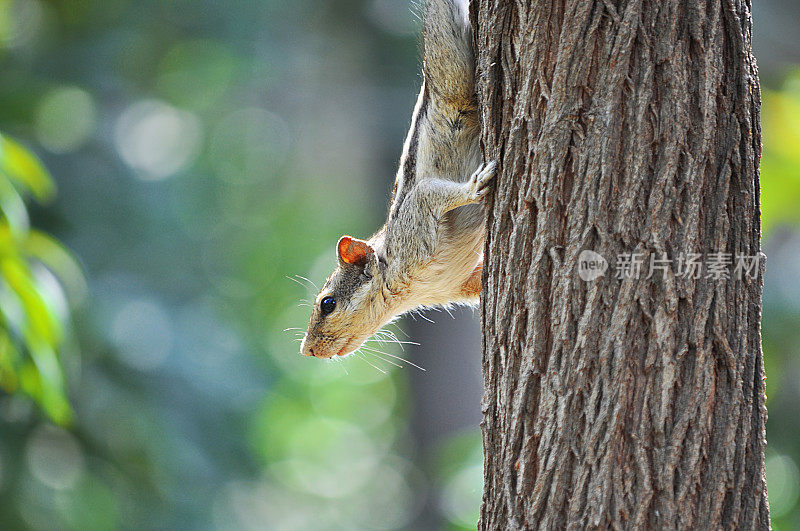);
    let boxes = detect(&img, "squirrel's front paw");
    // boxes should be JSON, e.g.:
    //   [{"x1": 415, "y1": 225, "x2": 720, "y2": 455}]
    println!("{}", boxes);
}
[{"x1": 467, "y1": 160, "x2": 497, "y2": 202}]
